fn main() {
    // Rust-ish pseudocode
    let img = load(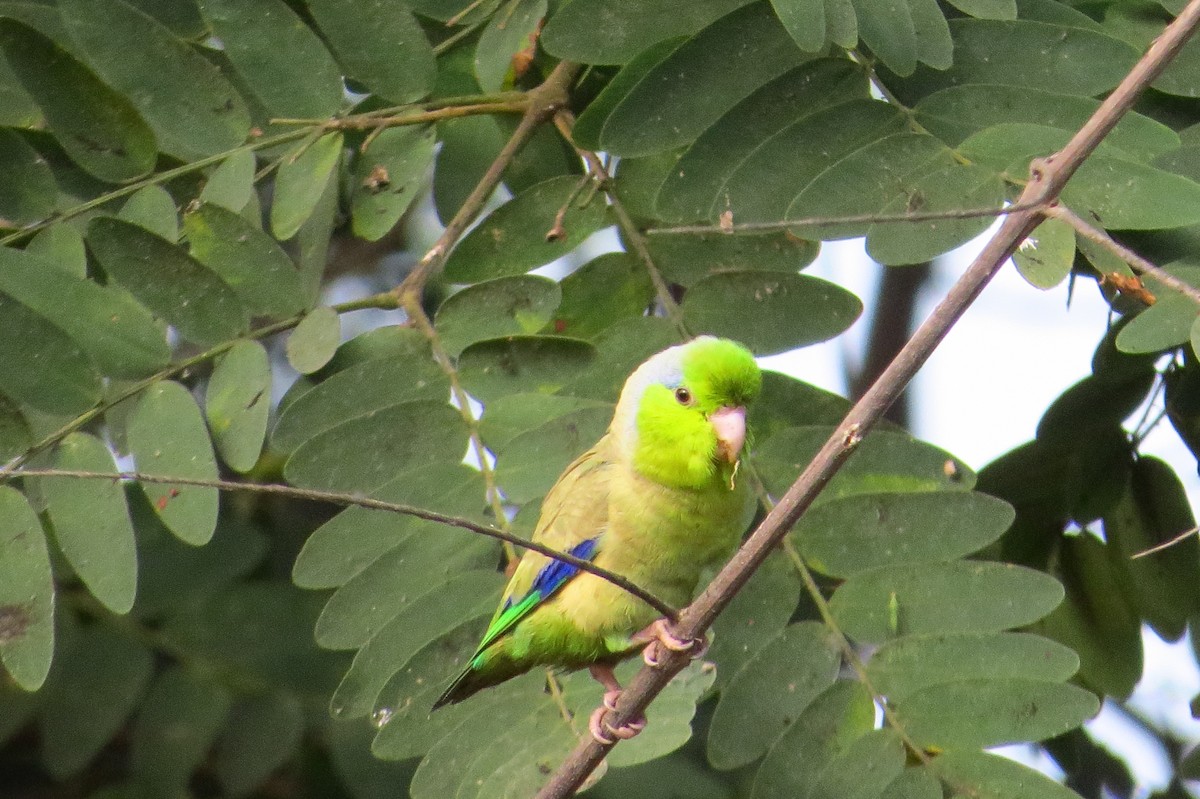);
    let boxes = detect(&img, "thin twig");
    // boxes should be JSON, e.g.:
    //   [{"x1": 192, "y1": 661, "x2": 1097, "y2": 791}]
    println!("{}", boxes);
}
[
  {"x1": 533, "y1": 2, "x2": 1200, "y2": 793},
  {"x1": 1132, "y1": 524, "x2": 1200, "y2": 558},
  {"x1": 10, "y1": 468, "x2": 678, "y2": 620},
  {"x1": 1047, "y1": 204, "x2": 1200, "y2": 309},
  {"x1": 645, "y1": 199, "x2": 1049, "y2": 237}
]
